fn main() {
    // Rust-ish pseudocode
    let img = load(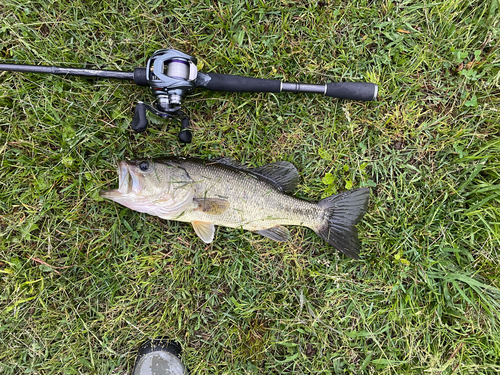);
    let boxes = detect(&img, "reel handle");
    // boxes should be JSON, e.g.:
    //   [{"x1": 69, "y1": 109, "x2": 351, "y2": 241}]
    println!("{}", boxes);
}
[
  {"x1": 179, "y1": 117, "x2": 192, "y2": 143},
  {"x1": 131, "y1": 101, "x2": 192, "y2": 144},
  {"x1": 131, "y1": 102, "x2": 148, "y2": 133}
]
